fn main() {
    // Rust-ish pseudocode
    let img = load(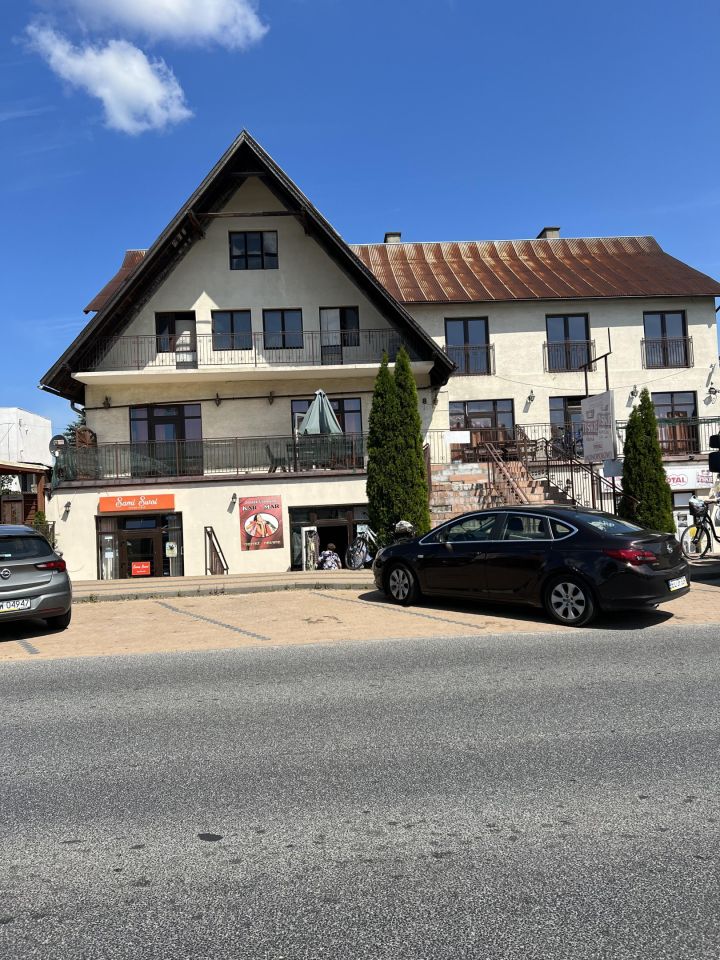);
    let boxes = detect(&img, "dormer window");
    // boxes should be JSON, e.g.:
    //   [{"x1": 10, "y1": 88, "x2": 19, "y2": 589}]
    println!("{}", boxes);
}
[{"x1": 229, "y1": 231, "x2": 278, "y2": 270}]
